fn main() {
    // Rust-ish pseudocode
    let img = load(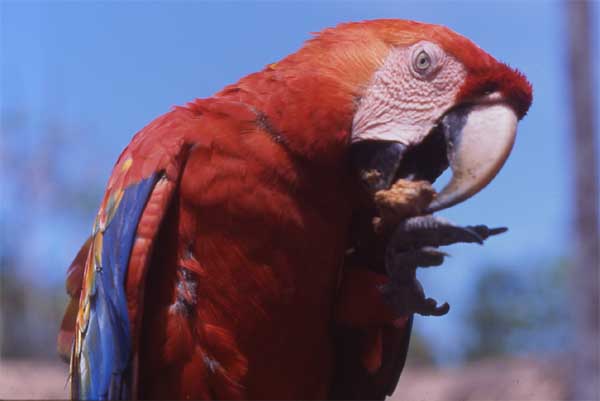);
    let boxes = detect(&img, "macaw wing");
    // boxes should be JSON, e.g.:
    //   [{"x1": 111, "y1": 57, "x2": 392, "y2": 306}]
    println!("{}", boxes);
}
[
  {"x1": 63, "y1": 127, "x2": 189, "y2": 400},
  {"x1": 58, "y1": 100, "x2": 271, "y2": 400}
]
